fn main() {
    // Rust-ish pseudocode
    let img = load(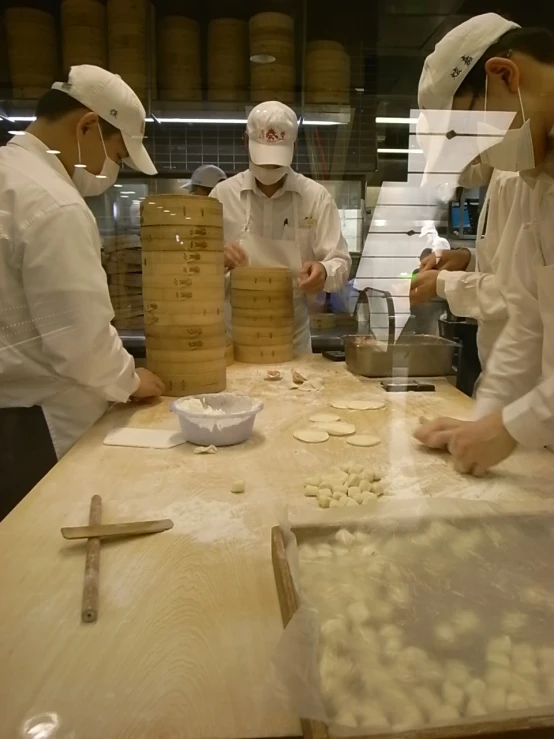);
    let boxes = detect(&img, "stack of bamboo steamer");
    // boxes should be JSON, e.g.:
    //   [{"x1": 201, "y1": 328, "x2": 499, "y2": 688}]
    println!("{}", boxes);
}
[
  {"x1": 158, "y1": 15, "x2": 201, "y2": 101},
  {"x1": 61, "y1": 0, "x2": 108, "y2": 70},
  {"x1": 249, "y1": 12, "x2": 295, "y2": 103},
  {"x1": 141, "y1": 195, "x2": 226, "y2": 397},
  {"x1": 231, "y1": 267, "x2": 294, "y2": 364},
  {"x1": 107, "y1": 0, "x2": 148, "y2": 100},
  {"x1": 5, "y1": 5, "x2": 58, "y2": 98},
  {"x1": 207, "y1": 18, "x2": 247, "y2": 102},
  {"x1": 306, "y1": 40, "x2": 350, "y2": 104},
  {"x1": 103, "y1": 233, "x2": 143, "y2": 329}
]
